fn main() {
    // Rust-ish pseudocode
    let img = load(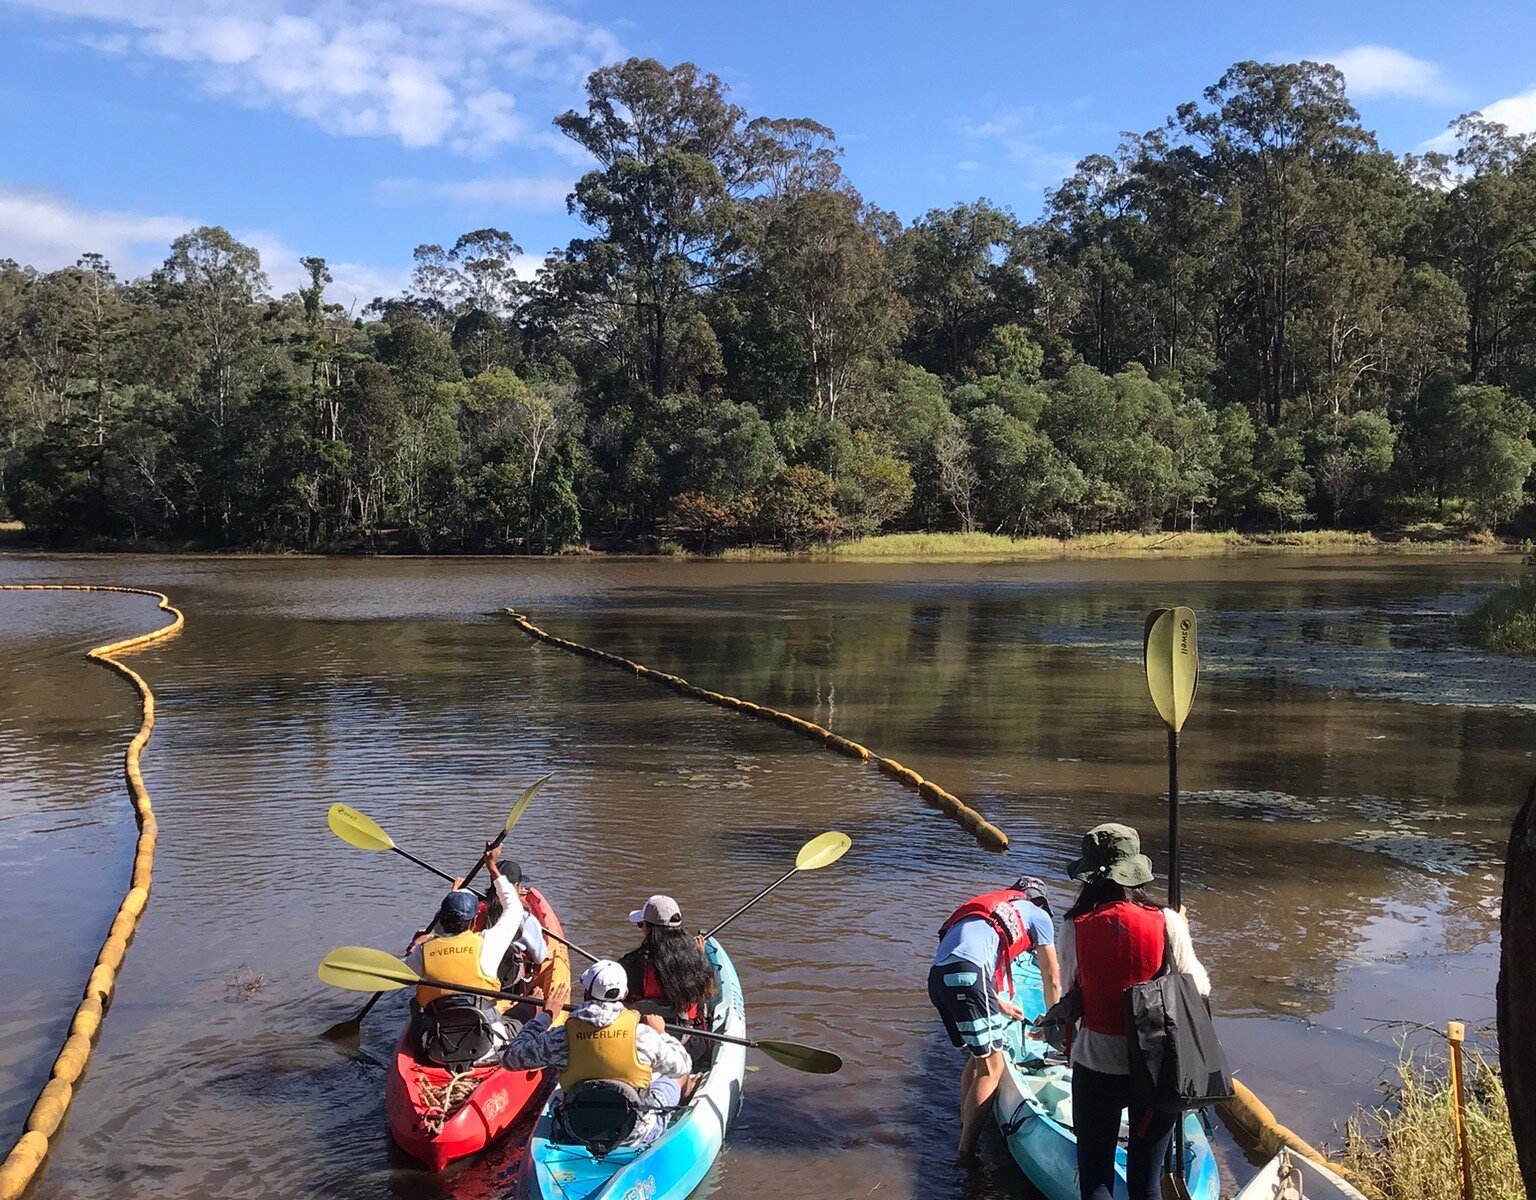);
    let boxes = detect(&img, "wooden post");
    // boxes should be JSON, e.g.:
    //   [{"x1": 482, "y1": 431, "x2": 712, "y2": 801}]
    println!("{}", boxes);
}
[{"x1": 1446, "y1": 1021, "x2": 1474, "y2": 1200}]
